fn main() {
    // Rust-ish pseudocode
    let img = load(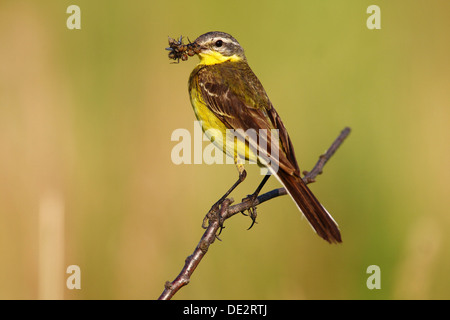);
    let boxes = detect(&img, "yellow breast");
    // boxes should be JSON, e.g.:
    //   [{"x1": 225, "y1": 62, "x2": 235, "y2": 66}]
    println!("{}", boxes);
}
[{"x1": 189, "y1": 85, "x2": 257, "y2": 163}]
